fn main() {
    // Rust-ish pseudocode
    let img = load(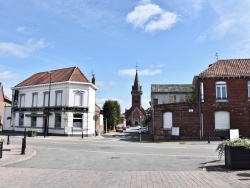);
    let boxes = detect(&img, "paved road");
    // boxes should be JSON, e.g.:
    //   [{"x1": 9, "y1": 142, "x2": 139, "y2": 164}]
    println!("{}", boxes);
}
[{"x1": 1, "y1": 129, "x2": 250, "y2": 187}]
